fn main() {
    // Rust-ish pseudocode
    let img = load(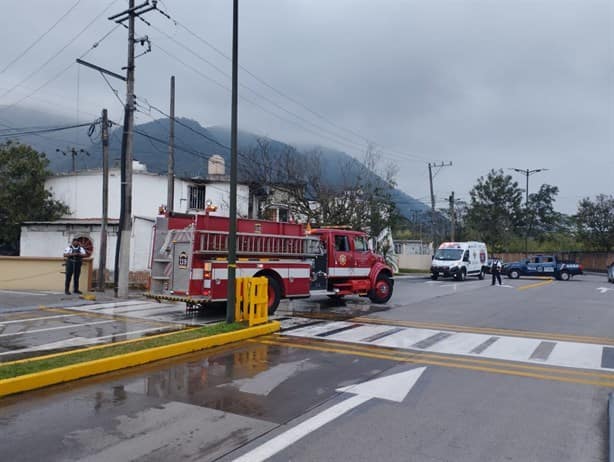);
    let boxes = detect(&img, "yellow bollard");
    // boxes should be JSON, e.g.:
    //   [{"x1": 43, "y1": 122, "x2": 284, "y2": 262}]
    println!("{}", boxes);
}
[{"x1": 235, "y1": 276, "x2": 269, "y2": 326}]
